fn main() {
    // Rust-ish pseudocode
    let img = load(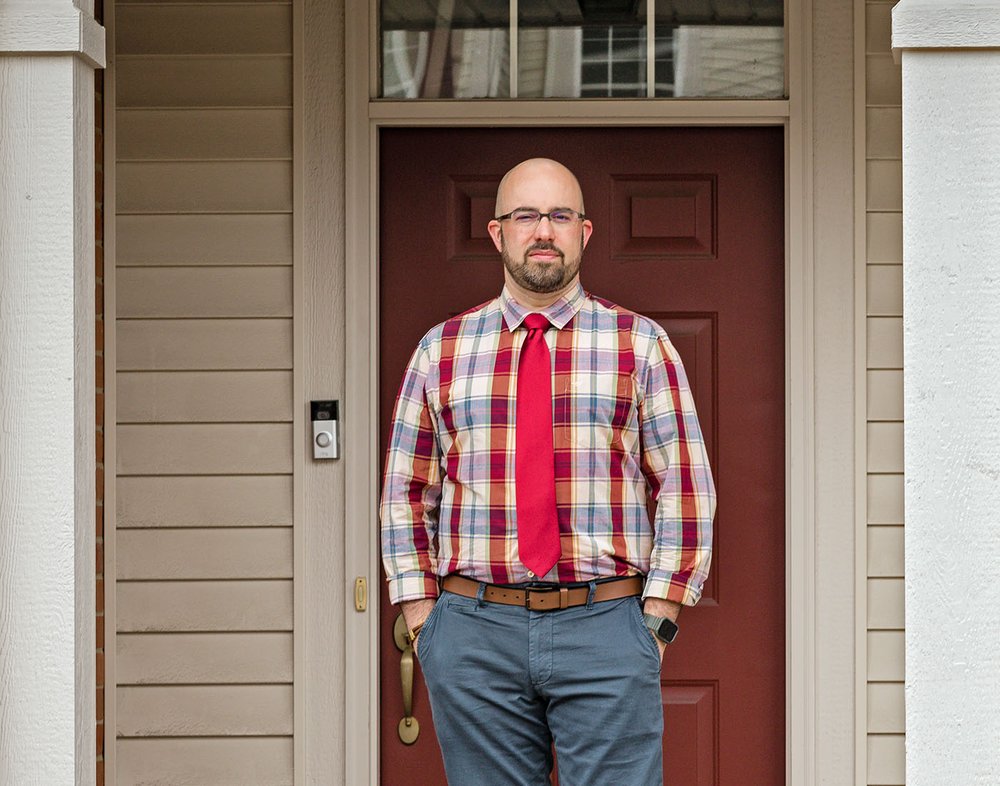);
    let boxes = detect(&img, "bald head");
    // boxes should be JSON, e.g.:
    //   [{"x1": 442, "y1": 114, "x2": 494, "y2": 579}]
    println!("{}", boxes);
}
[
  {"x1": 495, "y1": 158, "x2": 586, "y2": 217},
  {"x1": 487, "y1": 157, "x2": 594, "y2": 303}
]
